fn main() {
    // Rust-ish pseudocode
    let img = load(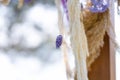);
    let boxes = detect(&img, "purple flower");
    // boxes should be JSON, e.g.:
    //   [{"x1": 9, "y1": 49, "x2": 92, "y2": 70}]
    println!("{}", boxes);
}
[
  {"x1": 89, "y1": 0, "x2": 109, "y2": 13},
  {"x1": 91, "y1": 0, "x2": 103, "y2": 5},
  {"x1": 61, "y1": 0, "x2": 67, "y2": 9},
  {"x1": 61, "y1": 0, "x2": 69, "y2": 20},
  {"x1": 99, "y1": 4, "x2": 108, "y2": 12},
  {"x1": 56, "y1": 35, "x2": 63, "y2": 48}
]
